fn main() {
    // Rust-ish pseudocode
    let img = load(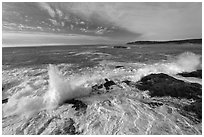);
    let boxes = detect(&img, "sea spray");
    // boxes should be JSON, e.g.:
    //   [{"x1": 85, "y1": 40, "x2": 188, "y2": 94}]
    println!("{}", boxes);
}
[
  {"x1": 3, "y1": 65, "x2": 93, "y2": 118},
  {"x1": 160, "y1": 52, "x2": 201, "y2": 74},
  {"x1": 3, "y1": 85, "x2": 45, "y2": 118},
  {"x1": 43, "y1": 64, "x2": 92, "y2": 109},
  {"x1": 3, "y1": 52, "x2": 201, "y2": 118},
  {"x1": 130, "y1": 52, "x2": 202, "y2": 81}
]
